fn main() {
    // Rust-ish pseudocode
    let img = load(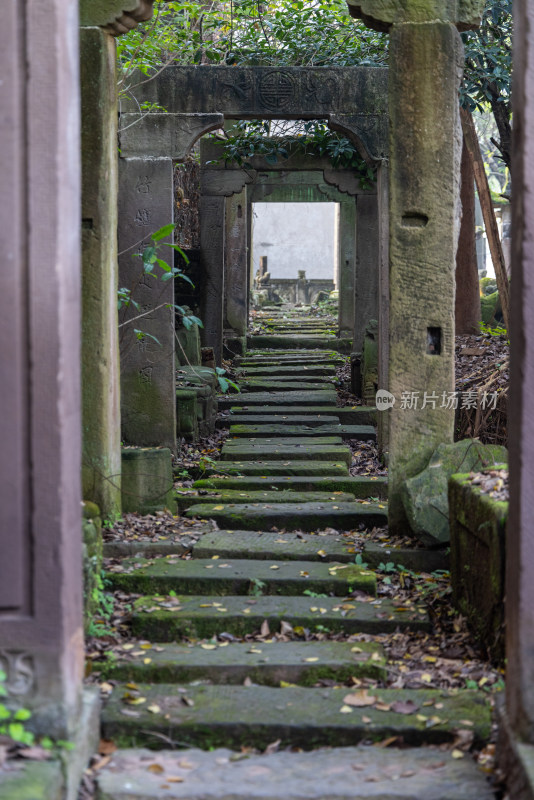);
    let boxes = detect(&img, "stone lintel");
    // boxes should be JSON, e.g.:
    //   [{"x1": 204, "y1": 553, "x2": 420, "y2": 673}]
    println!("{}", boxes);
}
[
  {"x1": 328, "y1": 114, "x2": 388, "y2": 164},
  {"x1": 119, "y1": 113, "x2": 224, "y2": 160},
  {"x1": 80, "y1": 1, "x2": 154, "y2": 35},
  {"x1": 323, "y1": 167, "x2": 366, "y2": 196},
  {"x1": 201, "y1": 168, "x2": 256, "y2": 197},
  {"x1": 346, "y1": 0, "x2": 484, "y2": 32}
]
